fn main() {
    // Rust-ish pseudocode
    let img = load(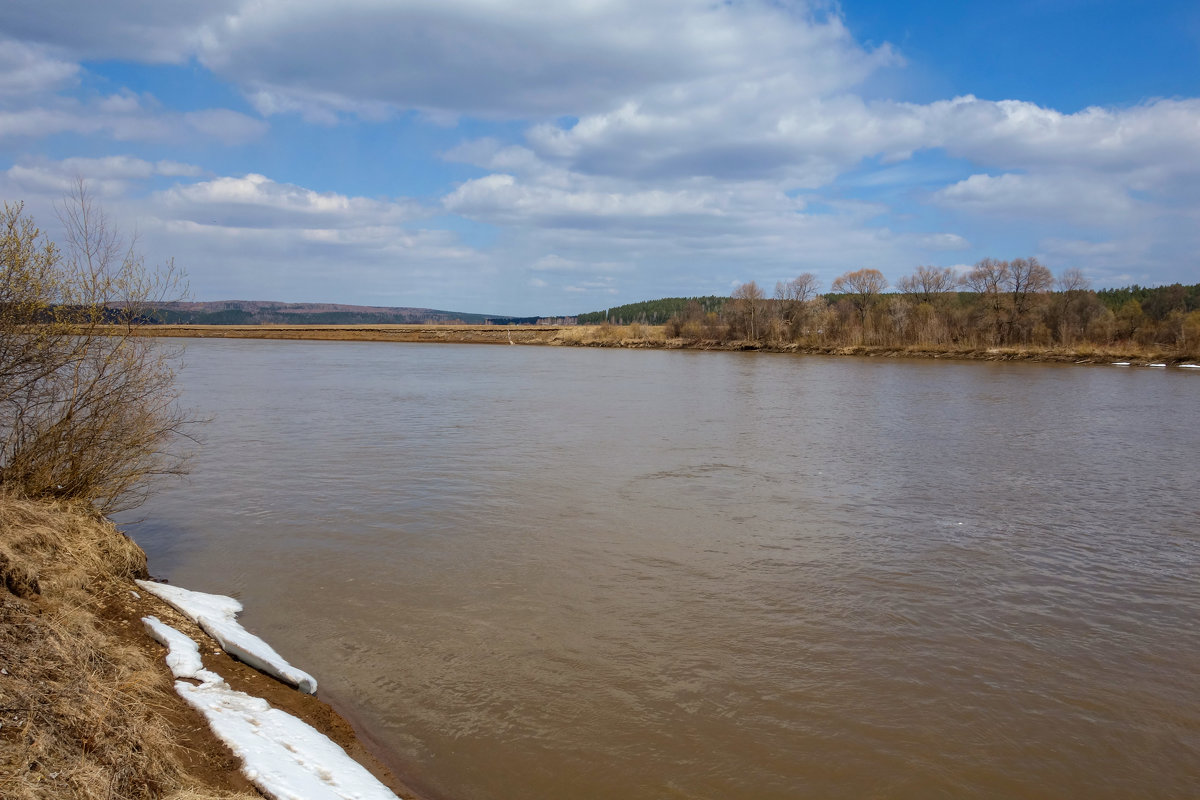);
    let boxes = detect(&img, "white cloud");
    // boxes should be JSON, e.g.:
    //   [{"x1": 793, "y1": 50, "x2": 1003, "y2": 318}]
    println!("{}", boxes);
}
[
  {"x1": 934, "y1": 172, "x2": 1138, "y2": 225},
  {"x1": 529, "y1": 255, "x2": 583, "y2": 272},
  {"x1": 4, "y1": 156, "x2": 205, "y2": 198},
  {"x1": 917, "y1": 233, "x2": 971, "y2": 251},
  {"x1": 0, "y1": 39, "x2": 79, "y2": 96},
  {"x1": 193, "y1": 0, "x2": 892, "y2": 120},
  {"x1": 517, "y1": 93, "x2": 1200, "y2": 195},
  {"x1": 523, "y1": 94, "x2": 924, "y2": 185},
  {"x1": 0, "y1": 92, "x2": 267, "y2": 144},
  {"x1": 0, "y1": 1, "x2": 241, "y2": 64},
  {"x1": 443, "y1": 173, "x2": 733, "y2": 227},
  {"x1": 158, "y1": 174, "x2": 420, "y2": 230},
  {"x1": 921, "y1": 96, "x2": 1200, "y2": 176},
  {"x1": 2, "y1": 1, "x2": 892, "y2": 122},
  {"x1": 1040, "y1": 238, "x2": 1122, "y2": 259},
  {"x1": 437, "y1": 90, "x2": 1200, "y2": 294},
  {"x1": 438, "y1": 159, "x2": 977, "y2": 301},
  {"x1": 3, "y1": 1, "x2": 1198, "y2": 303},
  {"x1": 0, "y1": 158, "x2": 492, "y2": 308}
]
